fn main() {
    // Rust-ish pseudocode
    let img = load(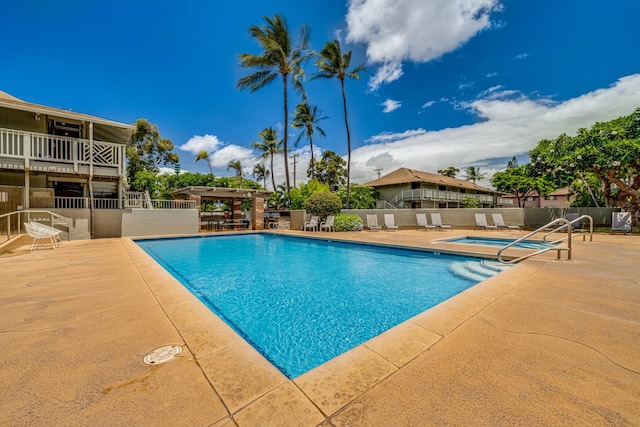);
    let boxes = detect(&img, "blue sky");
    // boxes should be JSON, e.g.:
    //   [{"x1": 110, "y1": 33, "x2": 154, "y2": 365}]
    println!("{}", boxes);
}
[{"x1": 3, "y1": 0, "x2": 640, "y2": 188}]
